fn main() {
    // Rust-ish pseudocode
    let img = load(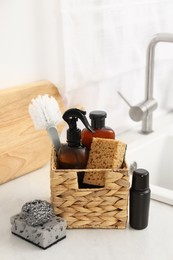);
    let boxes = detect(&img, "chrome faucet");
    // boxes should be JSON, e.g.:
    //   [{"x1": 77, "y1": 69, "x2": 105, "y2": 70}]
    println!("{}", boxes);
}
[{"x1": 118, "y1": 33, "x2": 173, "y2": 134}]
